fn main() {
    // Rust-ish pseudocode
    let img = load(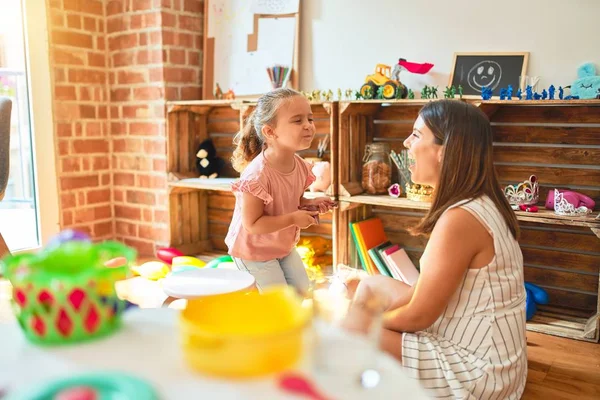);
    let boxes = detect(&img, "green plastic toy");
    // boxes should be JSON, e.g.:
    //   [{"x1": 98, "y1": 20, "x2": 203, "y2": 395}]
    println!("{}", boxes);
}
[{"x1": 0, "y1": 240, "x2": 136, "y2": 346}]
